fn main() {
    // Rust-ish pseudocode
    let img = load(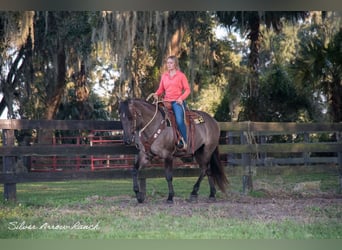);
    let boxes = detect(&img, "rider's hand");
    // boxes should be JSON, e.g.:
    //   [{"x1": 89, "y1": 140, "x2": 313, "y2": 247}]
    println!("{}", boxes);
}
[{"x1": 151, "y1": 93, "x2": 161, "y2": 103}]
